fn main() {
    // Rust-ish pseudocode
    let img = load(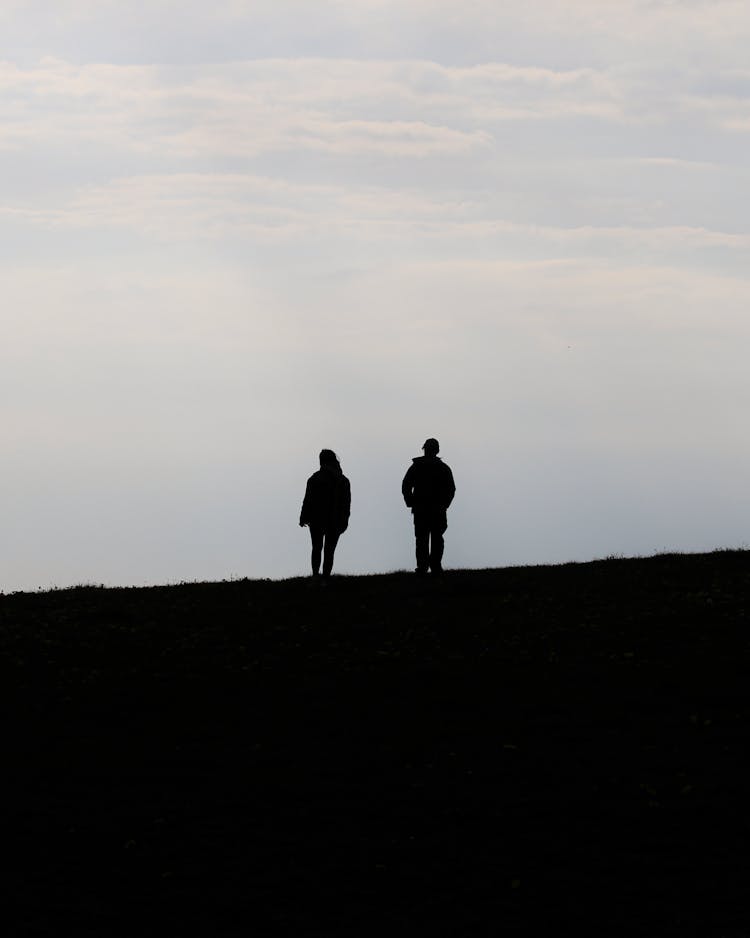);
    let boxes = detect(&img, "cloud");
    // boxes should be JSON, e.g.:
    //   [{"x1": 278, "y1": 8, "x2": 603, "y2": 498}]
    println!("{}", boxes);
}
[
  {"x1": 2, "y1": 54, "x2": 747, "y2": 247},
  {"x1": 4, "y1": 170, "x2": 747, "y2": 279},
  {"x1": 4, "y1": 0, "x2": 750, "y2": 69},
  {"x1": 0, "y1": 54, "x2": 744, "y2": 184},
  {"x1": 0, "y1": 59, "x2": 503, "y2": 162}
]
